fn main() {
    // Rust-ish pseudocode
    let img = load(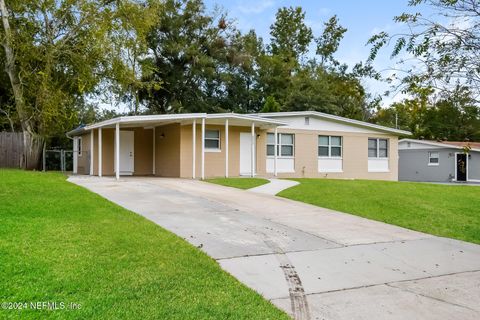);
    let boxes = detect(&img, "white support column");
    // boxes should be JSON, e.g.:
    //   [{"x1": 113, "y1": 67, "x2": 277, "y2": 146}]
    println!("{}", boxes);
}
[
  {"x1": 115, "y1": 123, "x2": 120, "y2": 180},
  {"x1": 98, "y1": 127, "x2": 102, "y2": 177},
  {"x1": 251, "y1": 122, "x2": 255, "y2": 177},
  {"x1": 225, "y1": 119, "x2": 229, "y2": 178},
  {"x1": 90, "y1": 130, "x2": 94, "y2": 175},
  {"x1": 73, "y1": 137, "x2": 78, "y2": 174},
  {"x1": 152, "y1": 127, "x2": 156, "y2": 175},
  {"x1": 201, "y1": 118, "x2": 205, "y2": 180},
  {"x1": 192, "y1": 120, "x2": 196, "y2": 179},
  {"x1": 274, "y1": 126, "x2": 278, "y2": 177}
]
